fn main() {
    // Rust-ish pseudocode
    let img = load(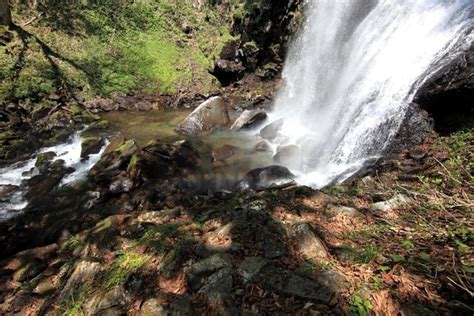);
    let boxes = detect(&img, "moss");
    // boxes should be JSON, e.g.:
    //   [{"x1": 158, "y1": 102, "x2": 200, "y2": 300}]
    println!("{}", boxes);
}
[
  {"x1": 87, "y1": 119, "x2": 109, "y2": 130},
  {"x1": 113, "y1": 139, "x2": 135, "y2": 154},
  {"x1": 2, "y1": 1, "x2": 241, "y2": 105},
  {"x1": 61, "y1": 235, "x2": 86, "y2": 253},
  {"x1": 128, "y1": 154, "x2": 138, "y2": 169},
  {"x1": 71, "y1": 104, "x2": 82, "y2": 115}
]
